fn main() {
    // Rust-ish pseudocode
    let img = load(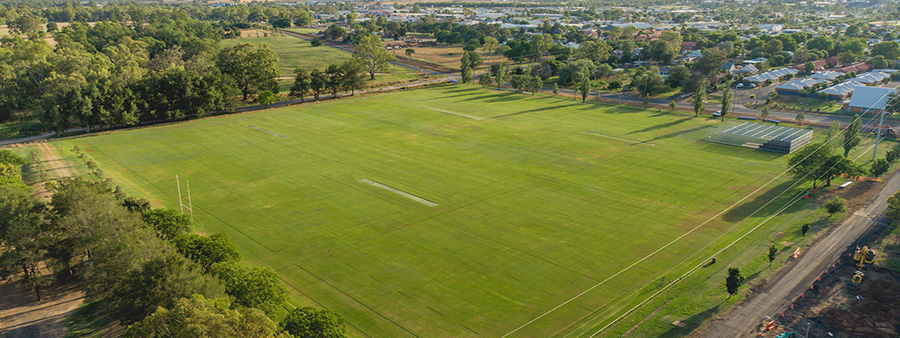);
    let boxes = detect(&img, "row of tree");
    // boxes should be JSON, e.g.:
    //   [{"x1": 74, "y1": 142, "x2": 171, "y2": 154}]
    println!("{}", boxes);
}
[{"x1": 0, "y1": 148, "x2": 347, "y2": 337}]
